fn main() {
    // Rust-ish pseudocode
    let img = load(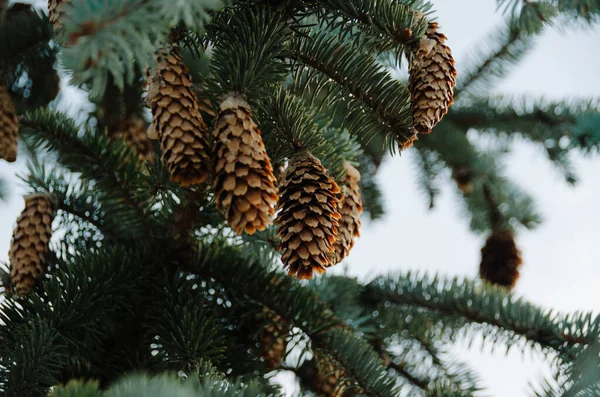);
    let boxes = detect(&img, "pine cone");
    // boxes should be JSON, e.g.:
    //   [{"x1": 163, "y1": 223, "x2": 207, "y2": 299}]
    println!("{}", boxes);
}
[
  {"x1": 479, "y1": 230, "x2": 522, "y2": 289},
  {"x1": 409, "y1": 22, "x2": 456, "y2": 134},
  {"x1": 276, "y1": 152, "x2": 341, "y2": 280},
  {"x1": 9, "y1": 193, "x2": 54, "y2": 296},
  {"x1": 48, "y1": 0, "x2": 69, "y2": 28},
  {"x1": 0, "y1": 82, "x2": 18, "y2": 162},
  {"x1": 147, "y1": 48, "x2": 212, "y2": 186},
  {"x1": 329, "y1": 162, "x2": 362, "y2": 266},
  {"x1": 256, "y1": 307, "x2": 288, "y2": 369},
  {"x1": 213, "y1": 93, "x2": 278, "y2": 235},
  {"x1": 314, "y1": 353, "x2": 348, "y2": 397},
  {"x1": 108, "y1": 116, "x2": 154, "y2": 163}
]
